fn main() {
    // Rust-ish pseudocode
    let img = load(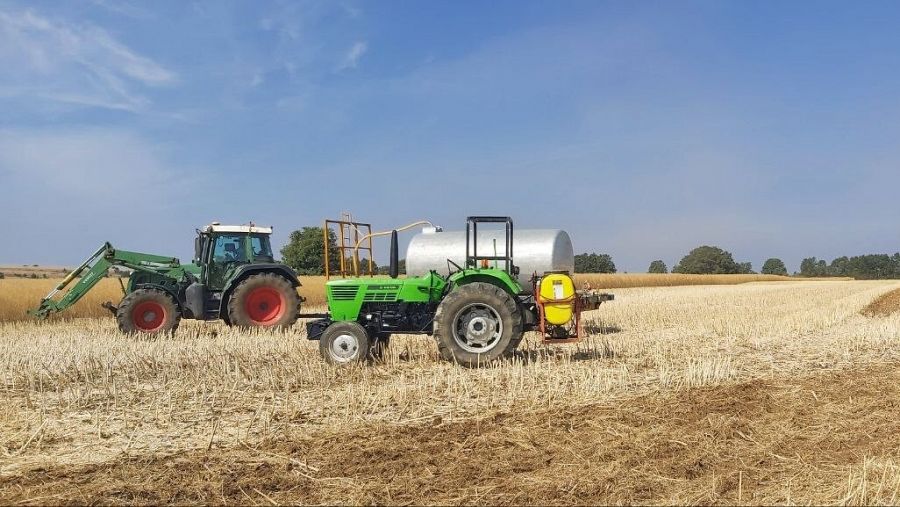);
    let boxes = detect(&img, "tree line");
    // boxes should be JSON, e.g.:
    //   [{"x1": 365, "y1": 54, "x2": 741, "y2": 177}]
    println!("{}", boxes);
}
[
  {"x1": 576, "y1": 246, "x2": 900, "y2": 279},
  {"x1": 798, "y1": 254, "x2": 900, "y2": 279},
  {"x1": 575, "y1": 246, "x2": 781, "y2": 274}
]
